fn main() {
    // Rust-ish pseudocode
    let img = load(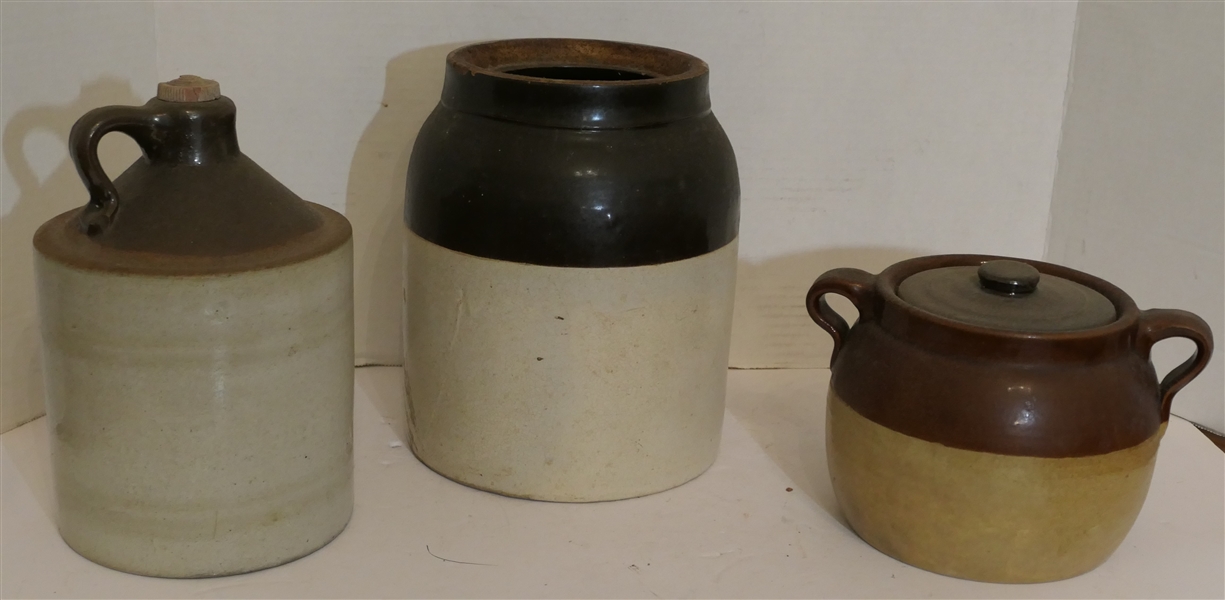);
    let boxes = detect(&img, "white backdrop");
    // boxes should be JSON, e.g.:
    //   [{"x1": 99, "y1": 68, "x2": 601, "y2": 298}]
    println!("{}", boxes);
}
[
  {"x1": 1, "y1": 2, "x2": 157, "y2": 433},
  {"x1": 1048, "y1": 2, "x2": 1224, "y2": 432},
  {"x1": 3, "y1": 2, "x2": 1218, "y2": 433}
]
